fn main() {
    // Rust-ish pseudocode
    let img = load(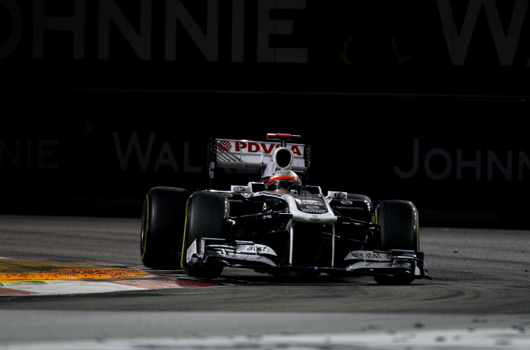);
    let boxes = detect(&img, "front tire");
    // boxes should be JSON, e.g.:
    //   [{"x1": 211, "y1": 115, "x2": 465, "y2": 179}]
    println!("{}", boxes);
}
[
  {"x1": 181, "y1": 191, "x2": 226, "y2": 279},
  {"x1": 374, "y1": 200, "x2": 419, "y2": 285}
]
